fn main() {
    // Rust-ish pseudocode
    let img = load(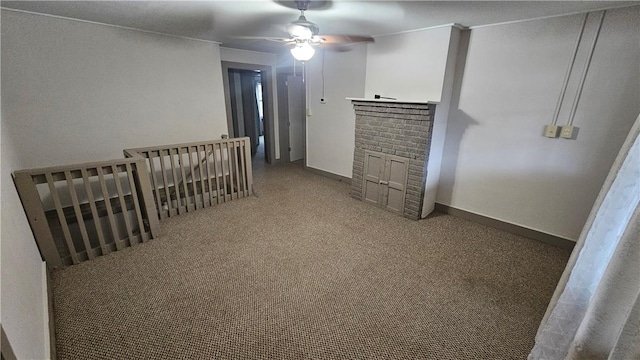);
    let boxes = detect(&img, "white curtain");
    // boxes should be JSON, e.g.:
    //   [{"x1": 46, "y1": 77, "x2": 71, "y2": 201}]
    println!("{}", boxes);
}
[{"x1": 530, "y1": 114, "x2": 640, "y2": 360}]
